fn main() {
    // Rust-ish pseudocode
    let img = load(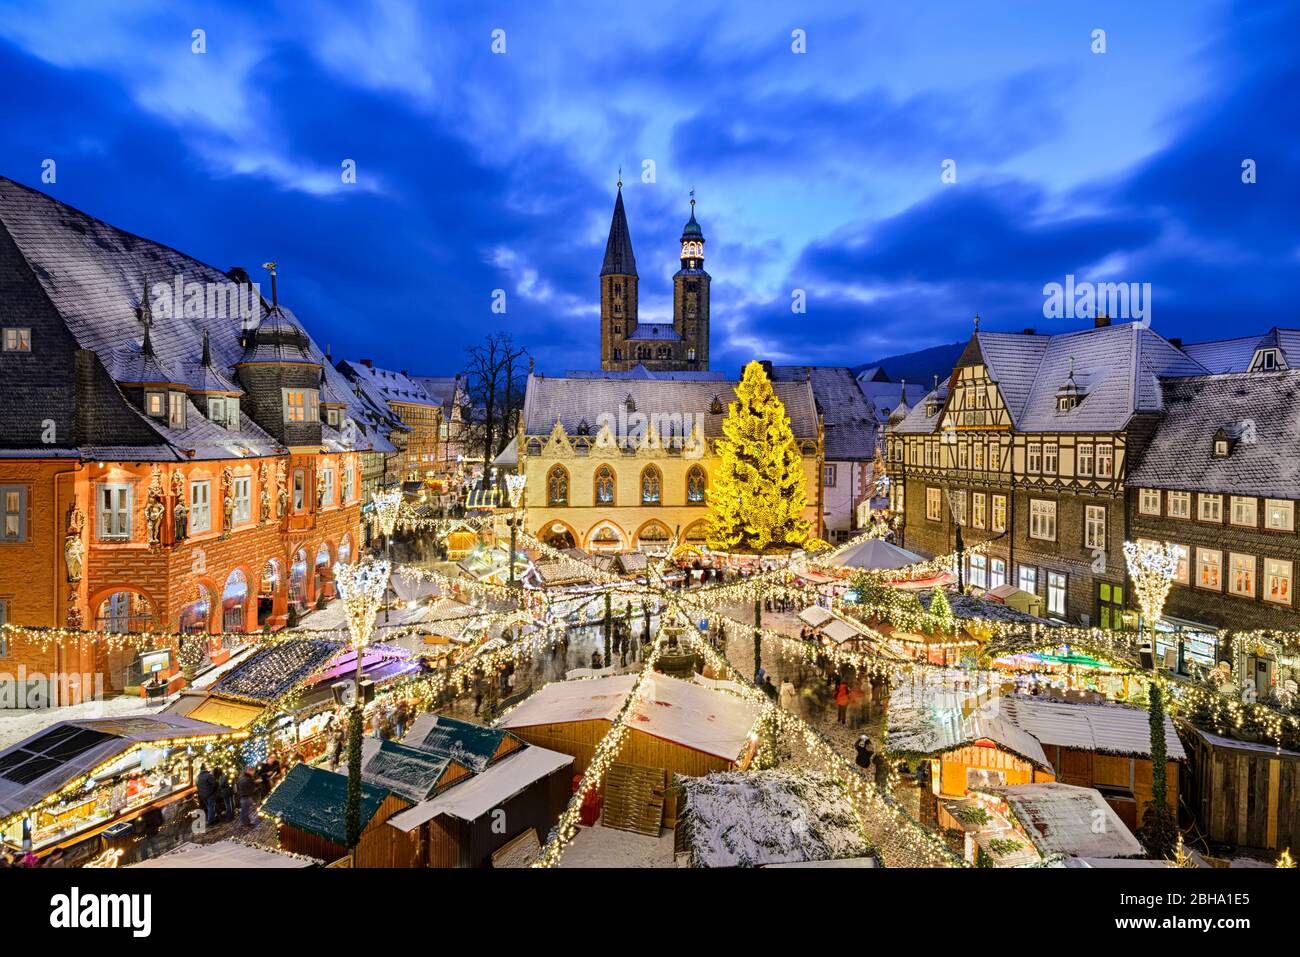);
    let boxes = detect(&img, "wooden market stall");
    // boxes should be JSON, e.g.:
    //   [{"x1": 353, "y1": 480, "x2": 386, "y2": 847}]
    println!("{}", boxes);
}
[
  {"x1": 1181, "y1": 725, "x2": 1300, "y2": 853},
  {"x1": 496, "y1": 671, "x2": 763, "y2": 826}
]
